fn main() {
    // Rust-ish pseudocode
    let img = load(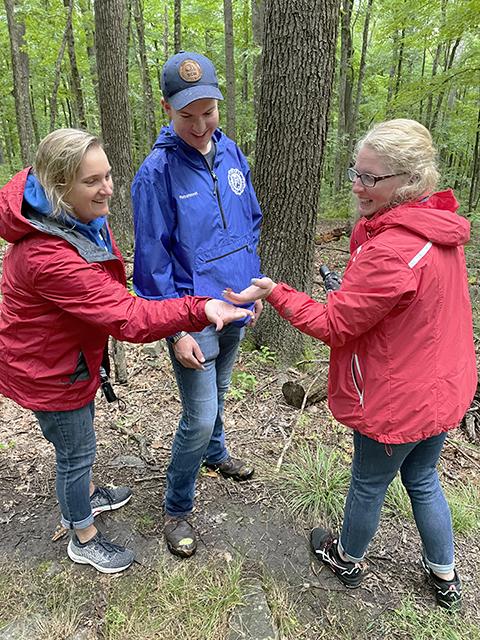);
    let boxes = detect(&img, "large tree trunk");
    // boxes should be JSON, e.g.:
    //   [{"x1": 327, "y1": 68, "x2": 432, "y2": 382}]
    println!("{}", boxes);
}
[
  {"x1": 253, "y1": 0, "x2": 340, "y2": 363},
  {"x1": 94, "y1": 0, "x2": 134, "y2": 252},
  {"x1": 4, "y1": 0, "x2": 35, "y2": 165},
  {"x1": 223, "y1": 0, "x2": 236, "y2": 140}
]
